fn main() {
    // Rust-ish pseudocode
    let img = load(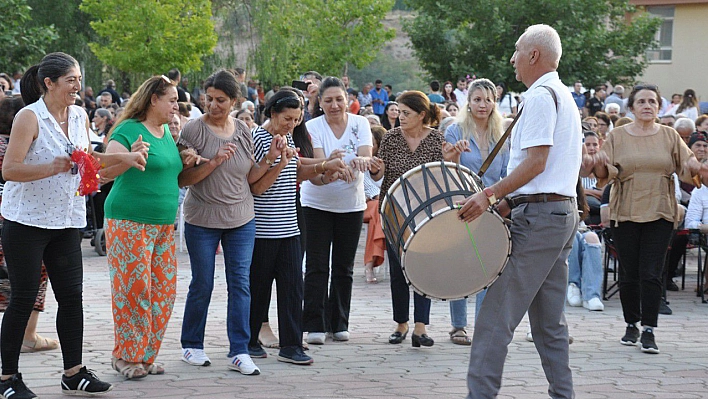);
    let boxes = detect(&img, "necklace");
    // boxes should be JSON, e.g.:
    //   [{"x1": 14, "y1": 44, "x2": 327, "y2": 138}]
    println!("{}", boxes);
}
[{"x1": 59, "y1": 121, "x2": 67, "y2": 125}]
